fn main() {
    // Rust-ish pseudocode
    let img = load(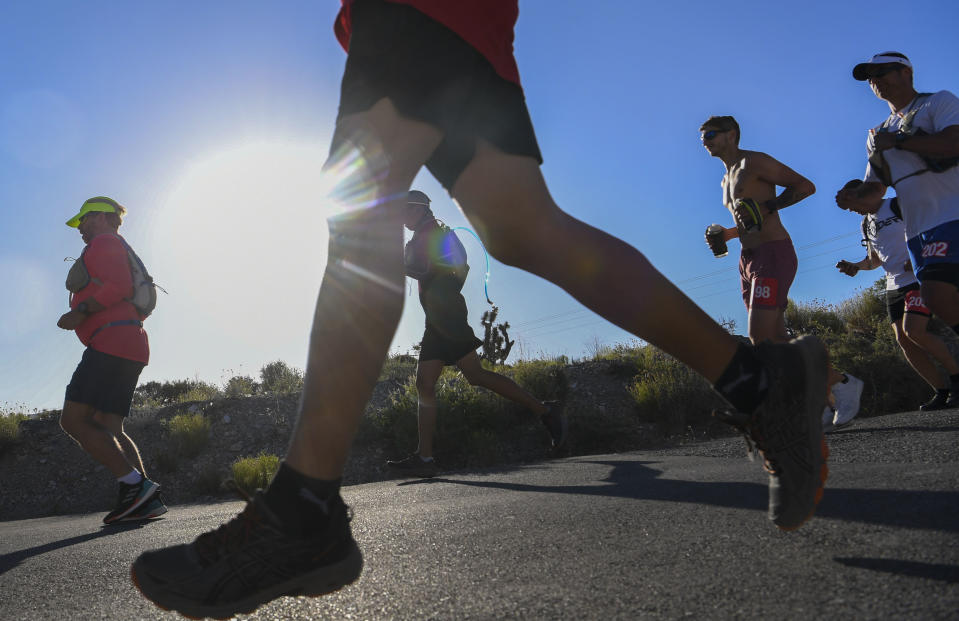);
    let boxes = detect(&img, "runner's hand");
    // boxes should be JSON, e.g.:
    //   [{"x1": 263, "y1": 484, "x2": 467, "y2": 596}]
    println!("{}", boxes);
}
[{"x1": 836, "y1": 260, "x2": 859, "y2": 277}]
